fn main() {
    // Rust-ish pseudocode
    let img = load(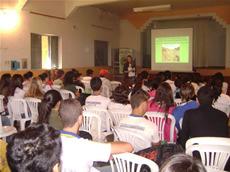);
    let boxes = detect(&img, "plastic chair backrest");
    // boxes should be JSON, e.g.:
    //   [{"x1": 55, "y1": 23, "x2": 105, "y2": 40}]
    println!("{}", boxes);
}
[
  {"x1": 25, "y1": 97, "x2": 41, "y2": 123},
  {"x1": 185, "y1": 137, "x2": 230, "y2": 150},
  {"x1": 75, "y1": 86, "x2": 85, "y2": 93},
  {"x1": 84, "y1": 106, "x2": 112, "y2": 132},
  {"x1": 145, "y1": 111, "x2": 176, "y2": 142},
  {"x1": 60, "y1": 89, "x2": 75, "y2": 100},
  {"x1": 80, "y1": 111, "x2": 101, "y2": 141},
  {"x1": 7, "y1": 97, "x2": 31, "y2": 130},
  {"x1": 111, "y1": 81, "x2": 121, "y2": 91},
  {"x1": 111, "y1": 152, "x2": 159, "y2": 172},
  {"x1": 113, "y1": 126, "x2": 151, "y2": 152},
  {"x1": 109, "y1": 109, "x2": 130, "y2": 126},
  {"x1": 186, "y1": 144, "x2": 230, "y2": 170}
]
